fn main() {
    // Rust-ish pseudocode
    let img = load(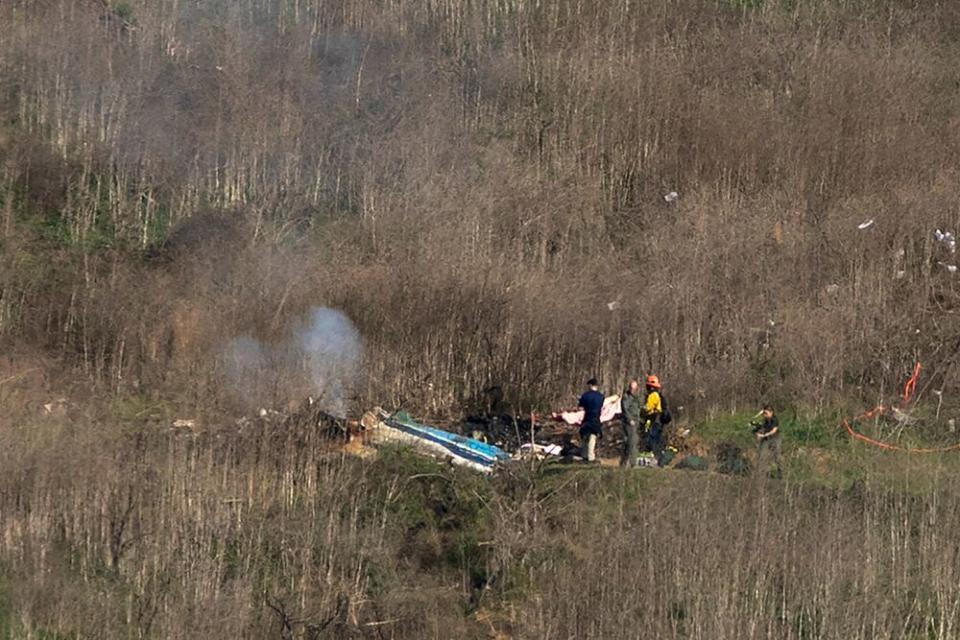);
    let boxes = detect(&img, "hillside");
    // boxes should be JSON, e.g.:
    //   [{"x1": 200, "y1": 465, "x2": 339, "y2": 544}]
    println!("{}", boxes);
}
[{"x1": 2, "y1": 1, "x2": 960, "y2": 638}]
